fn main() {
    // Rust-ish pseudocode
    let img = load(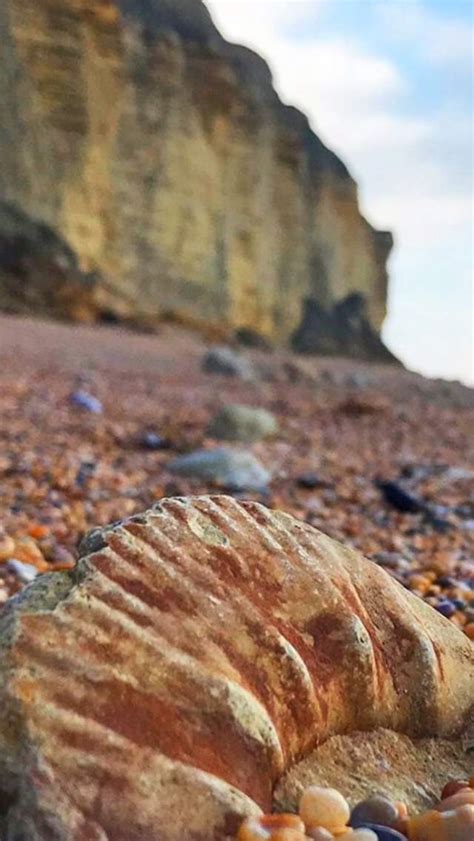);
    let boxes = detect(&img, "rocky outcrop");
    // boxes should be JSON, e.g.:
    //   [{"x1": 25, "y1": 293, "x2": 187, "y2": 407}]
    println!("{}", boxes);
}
[
  {"x1": 0, "y1": 0, "x2": 394, "y2": 356},
  {"x1": 292, "y1": 292, "x2": 400, "y2": 362},
  {"x1": 0, "y1": 496, "x2": 473, "y2": 840}
]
